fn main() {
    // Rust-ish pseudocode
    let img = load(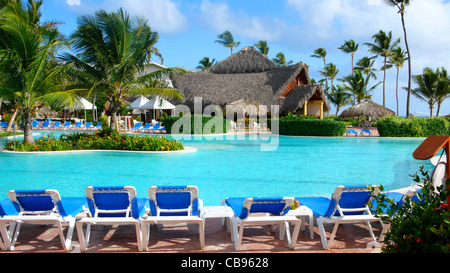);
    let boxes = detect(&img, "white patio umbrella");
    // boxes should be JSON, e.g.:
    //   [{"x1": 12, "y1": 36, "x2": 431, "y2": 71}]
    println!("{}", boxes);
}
[
  {"x1": 140, "y1": 96, "x2": 175, "y2": 120},
  {"x1": 65, "y1": 97, "x2": 97, "y2": 123},
  {"x1": 129, "y1": 95, "x2": 150, "y2": 109}
]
